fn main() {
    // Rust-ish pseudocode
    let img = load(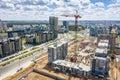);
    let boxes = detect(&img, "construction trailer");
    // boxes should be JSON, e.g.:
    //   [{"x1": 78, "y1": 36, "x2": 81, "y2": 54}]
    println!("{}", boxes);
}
[
  {"x1": 52, "y1": 60, "x2": 91, "y2": 77},
  {"x1": 48, "y1": 42, "x2": 68, "y2": 63}
]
